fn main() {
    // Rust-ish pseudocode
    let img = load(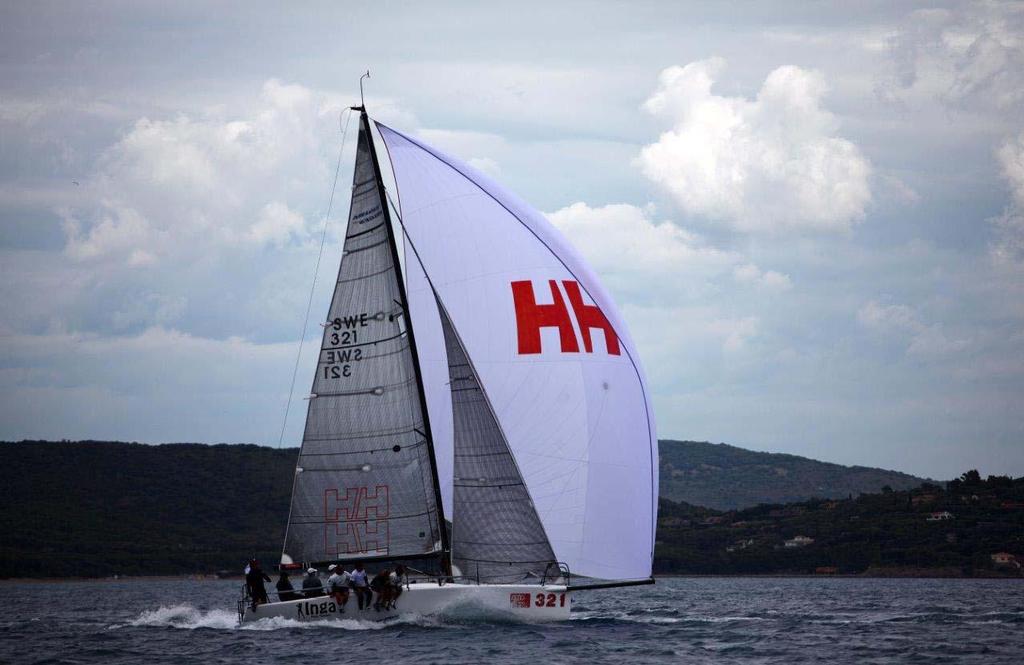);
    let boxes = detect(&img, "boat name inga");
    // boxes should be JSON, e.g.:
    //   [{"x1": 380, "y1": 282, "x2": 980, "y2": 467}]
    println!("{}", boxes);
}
[{"x1": 296, "y1": 600, "x2": 338, "y2": 618}]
